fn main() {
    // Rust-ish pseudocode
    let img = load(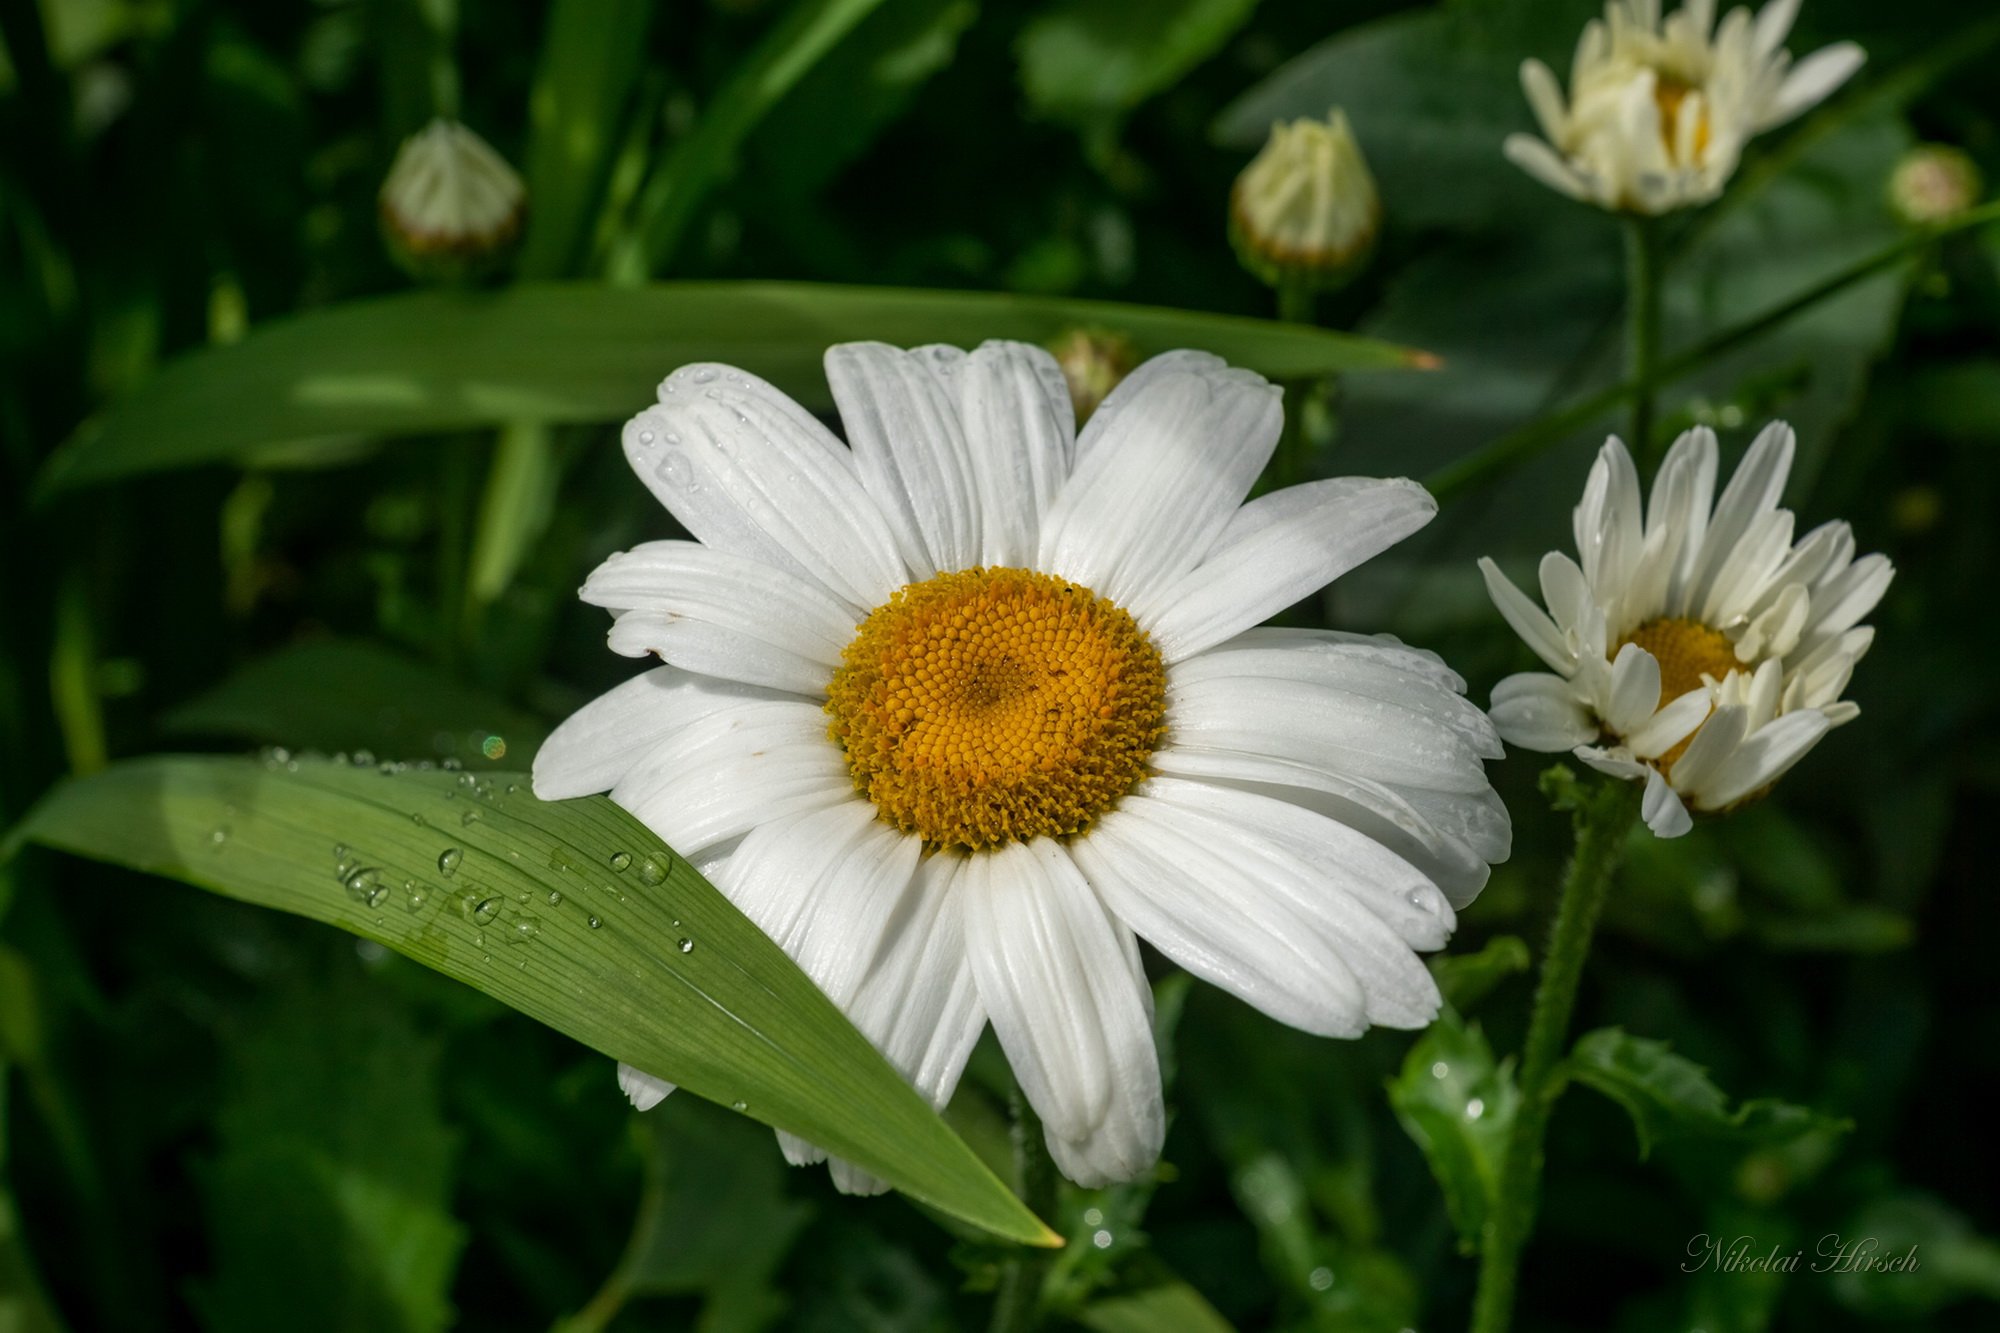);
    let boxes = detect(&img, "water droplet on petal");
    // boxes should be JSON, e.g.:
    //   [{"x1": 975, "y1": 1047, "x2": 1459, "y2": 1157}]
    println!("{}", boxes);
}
[
  {"x1": 657, "y1": 453, "x2": 693, "y2": 489},
  {"x1": 637, "y1": 429, "x2": 655, "y2": 445},
  {"x1": 692, "y1": 367, "x2": 716, "y2": 384},
  {"x1": 609, "y1": 851, "x2": 632, "y2": 872},
  {"x1": 438, "y1": 847, "x2": 463, "y2": 876}
]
